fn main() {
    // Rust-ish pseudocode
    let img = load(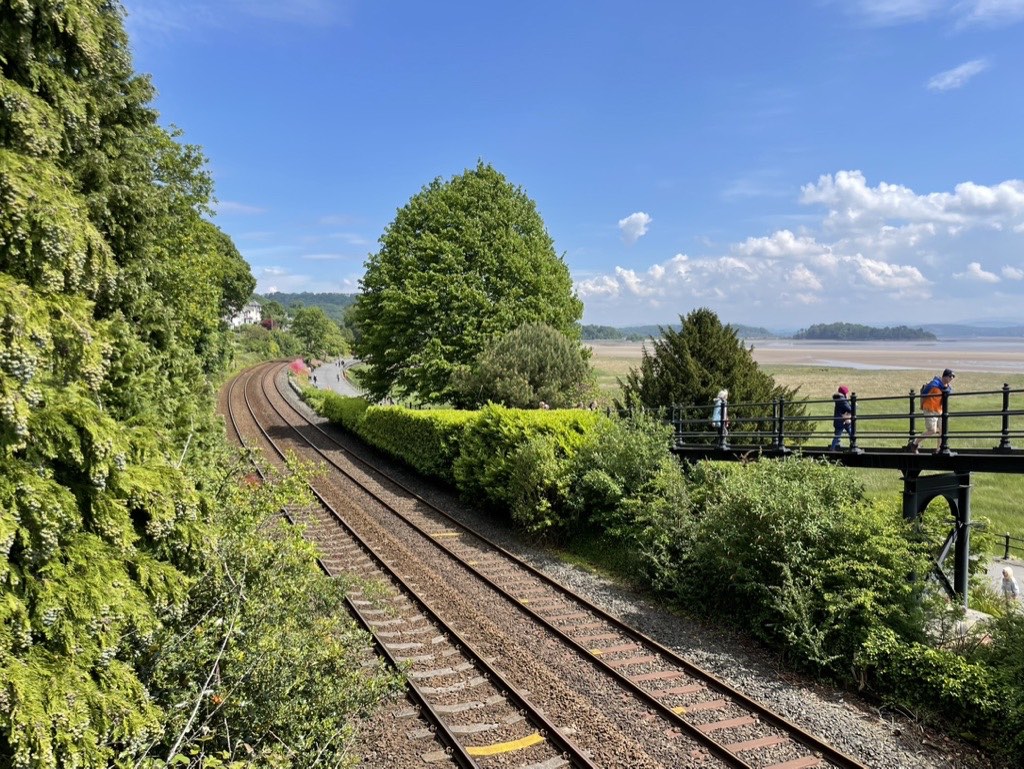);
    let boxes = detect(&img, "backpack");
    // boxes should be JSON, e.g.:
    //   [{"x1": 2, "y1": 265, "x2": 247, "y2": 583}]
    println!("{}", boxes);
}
[{"x1": 920, "y1": 380, "x2": 932, "y2": 396}]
